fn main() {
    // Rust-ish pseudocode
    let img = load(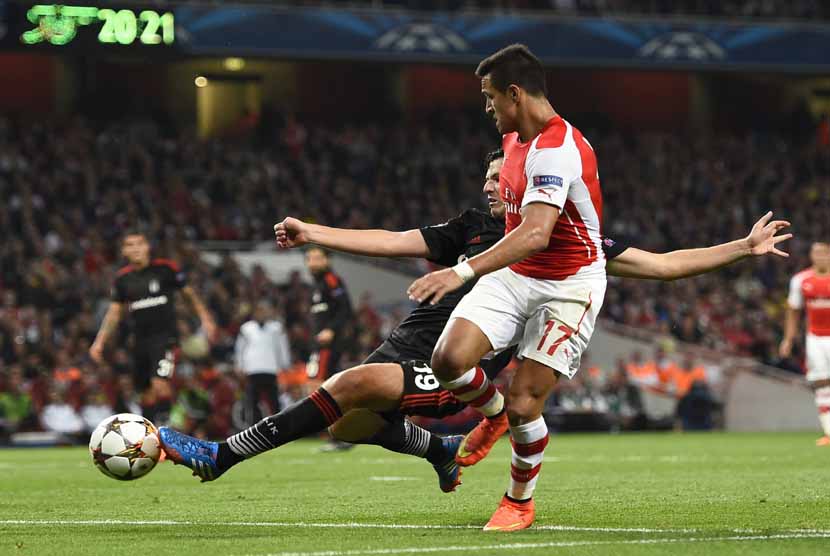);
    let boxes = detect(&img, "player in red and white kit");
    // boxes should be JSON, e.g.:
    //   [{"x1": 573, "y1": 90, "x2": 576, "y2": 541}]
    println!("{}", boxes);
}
[
  {"x1": 780, "y1": 242, "x2": 830, "y2": 446},
  {"x1": 407, "y1": 44, "x2": 605, "y2": 531}
]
